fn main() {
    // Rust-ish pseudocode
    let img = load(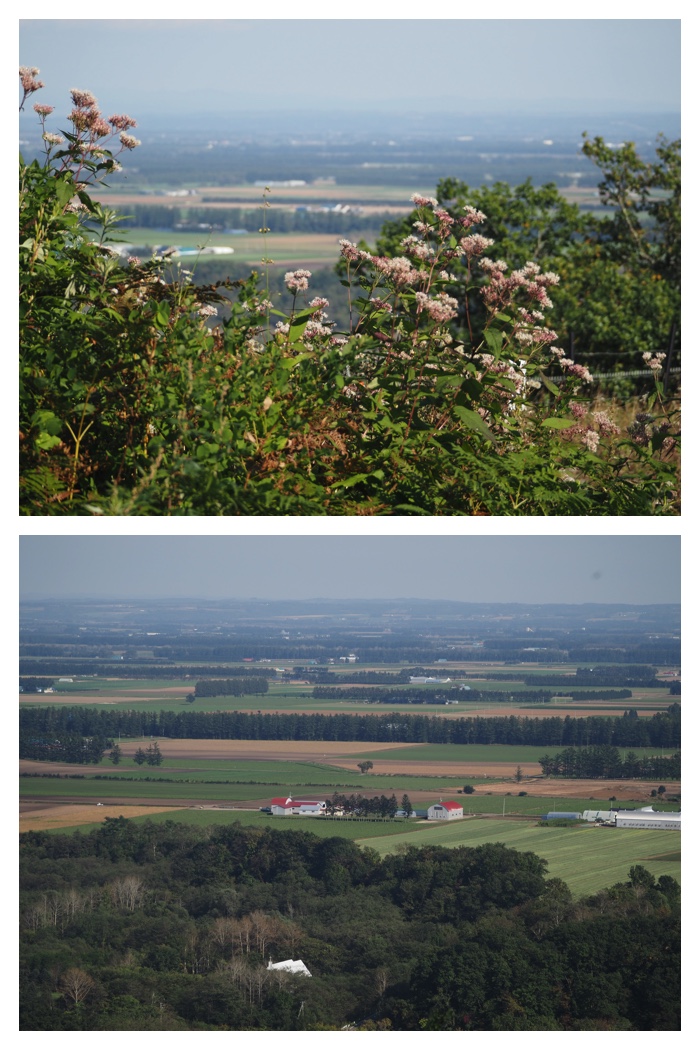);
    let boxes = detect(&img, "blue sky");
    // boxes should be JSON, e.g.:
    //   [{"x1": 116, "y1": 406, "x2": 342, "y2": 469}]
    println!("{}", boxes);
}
[
  {"x1": 19, "y1": 536, "x2": 680, "y2": 604},
  {"x1": 19, "y1": 18, "x2": 680, "y2": 117}
]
